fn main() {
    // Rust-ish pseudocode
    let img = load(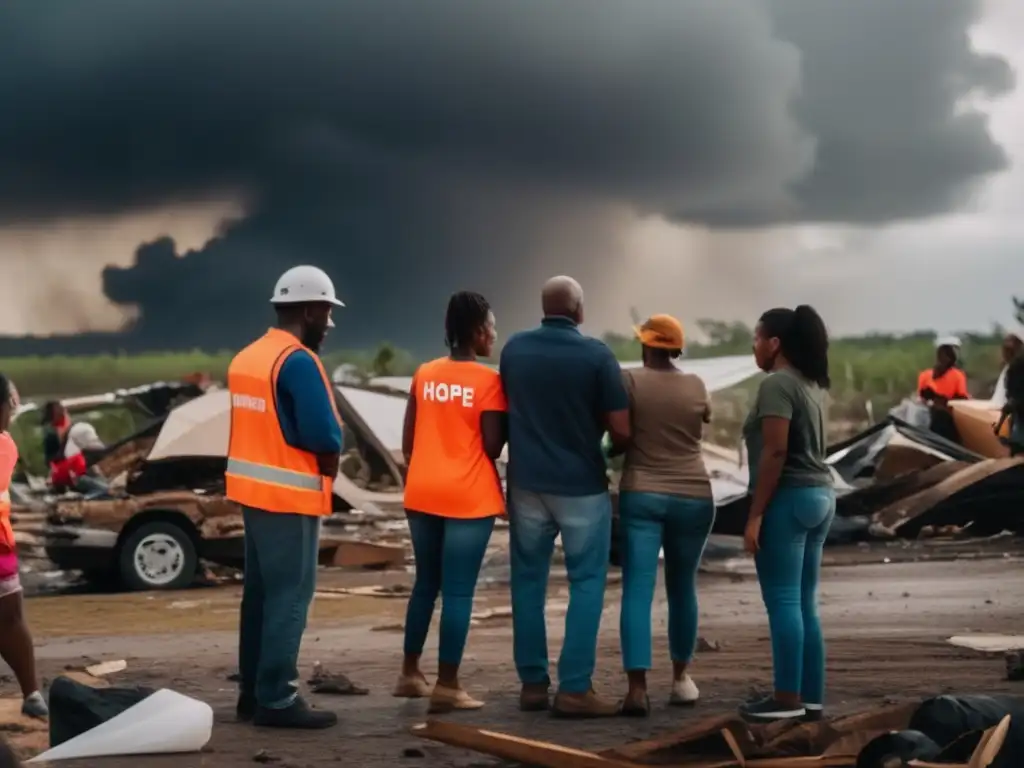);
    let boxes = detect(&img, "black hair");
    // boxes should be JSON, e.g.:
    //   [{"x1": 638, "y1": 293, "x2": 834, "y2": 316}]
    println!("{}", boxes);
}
[
  {"x1": 646, "y1": 346, "x2": 682, "y2": 361},
  {"x1": 444, "y1": 291, "x2": 491, "y2": 352},
  {"x1": 41, "y1": 400, "x2": 62, "y2": 425},
  {"x1": 937, "y1": 344, "x2": 959, "y2": 364},
  {"x1": 1006, "y1": 351, "x2": 1024, "y2": 404},
  {"x1": 0, "y1": 375, "x2": 9, "y2": 406},
  {"x1": 759, "y1": 305, "x2": 831, "y2": 388}
]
